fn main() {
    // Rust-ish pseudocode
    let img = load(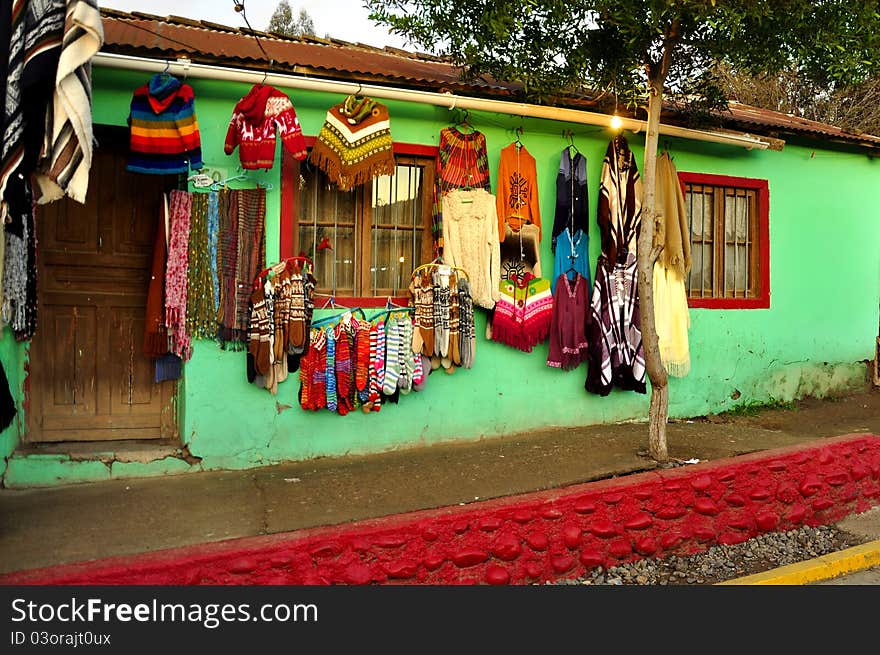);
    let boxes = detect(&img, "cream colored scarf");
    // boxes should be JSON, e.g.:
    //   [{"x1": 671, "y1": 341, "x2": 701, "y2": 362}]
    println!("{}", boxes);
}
[{"x1": 653, "y1": 152, "x2": 691, "y2": 377}]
